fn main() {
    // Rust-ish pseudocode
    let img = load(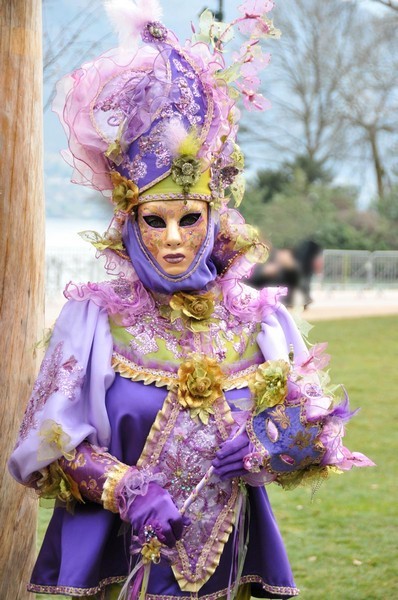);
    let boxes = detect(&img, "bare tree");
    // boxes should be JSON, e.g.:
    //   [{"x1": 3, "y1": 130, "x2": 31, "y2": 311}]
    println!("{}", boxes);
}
[
  {"x1": 241, "y1": 0, "x2": 360, "y2": 167},
  {"x1": 240, "y1": 0, "x2": 398, "y2": 200},
  {"x1": 370, "y1": 0, "x2": 398, "y2": 10},
  {"x1": 336, "y1": 15, "x2": 398, "y2": 198},
  {"x1": 43, "y1": 0, "x2": 111, "y2": 110}
]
